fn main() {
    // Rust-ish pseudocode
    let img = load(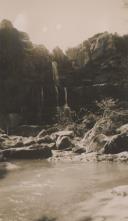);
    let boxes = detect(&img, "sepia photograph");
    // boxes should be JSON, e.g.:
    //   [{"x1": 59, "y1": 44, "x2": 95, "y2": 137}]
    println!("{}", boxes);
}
[{"x1": 0, "y1": 0, "x2": 128, "y2": 220}]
